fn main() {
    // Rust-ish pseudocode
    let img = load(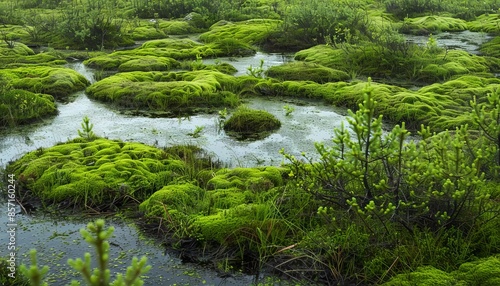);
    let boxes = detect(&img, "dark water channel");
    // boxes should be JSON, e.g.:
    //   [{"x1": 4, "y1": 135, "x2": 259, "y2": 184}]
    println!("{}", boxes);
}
[{"x1": 0, "y1": 31, "x2": 489, "y2": 284}]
